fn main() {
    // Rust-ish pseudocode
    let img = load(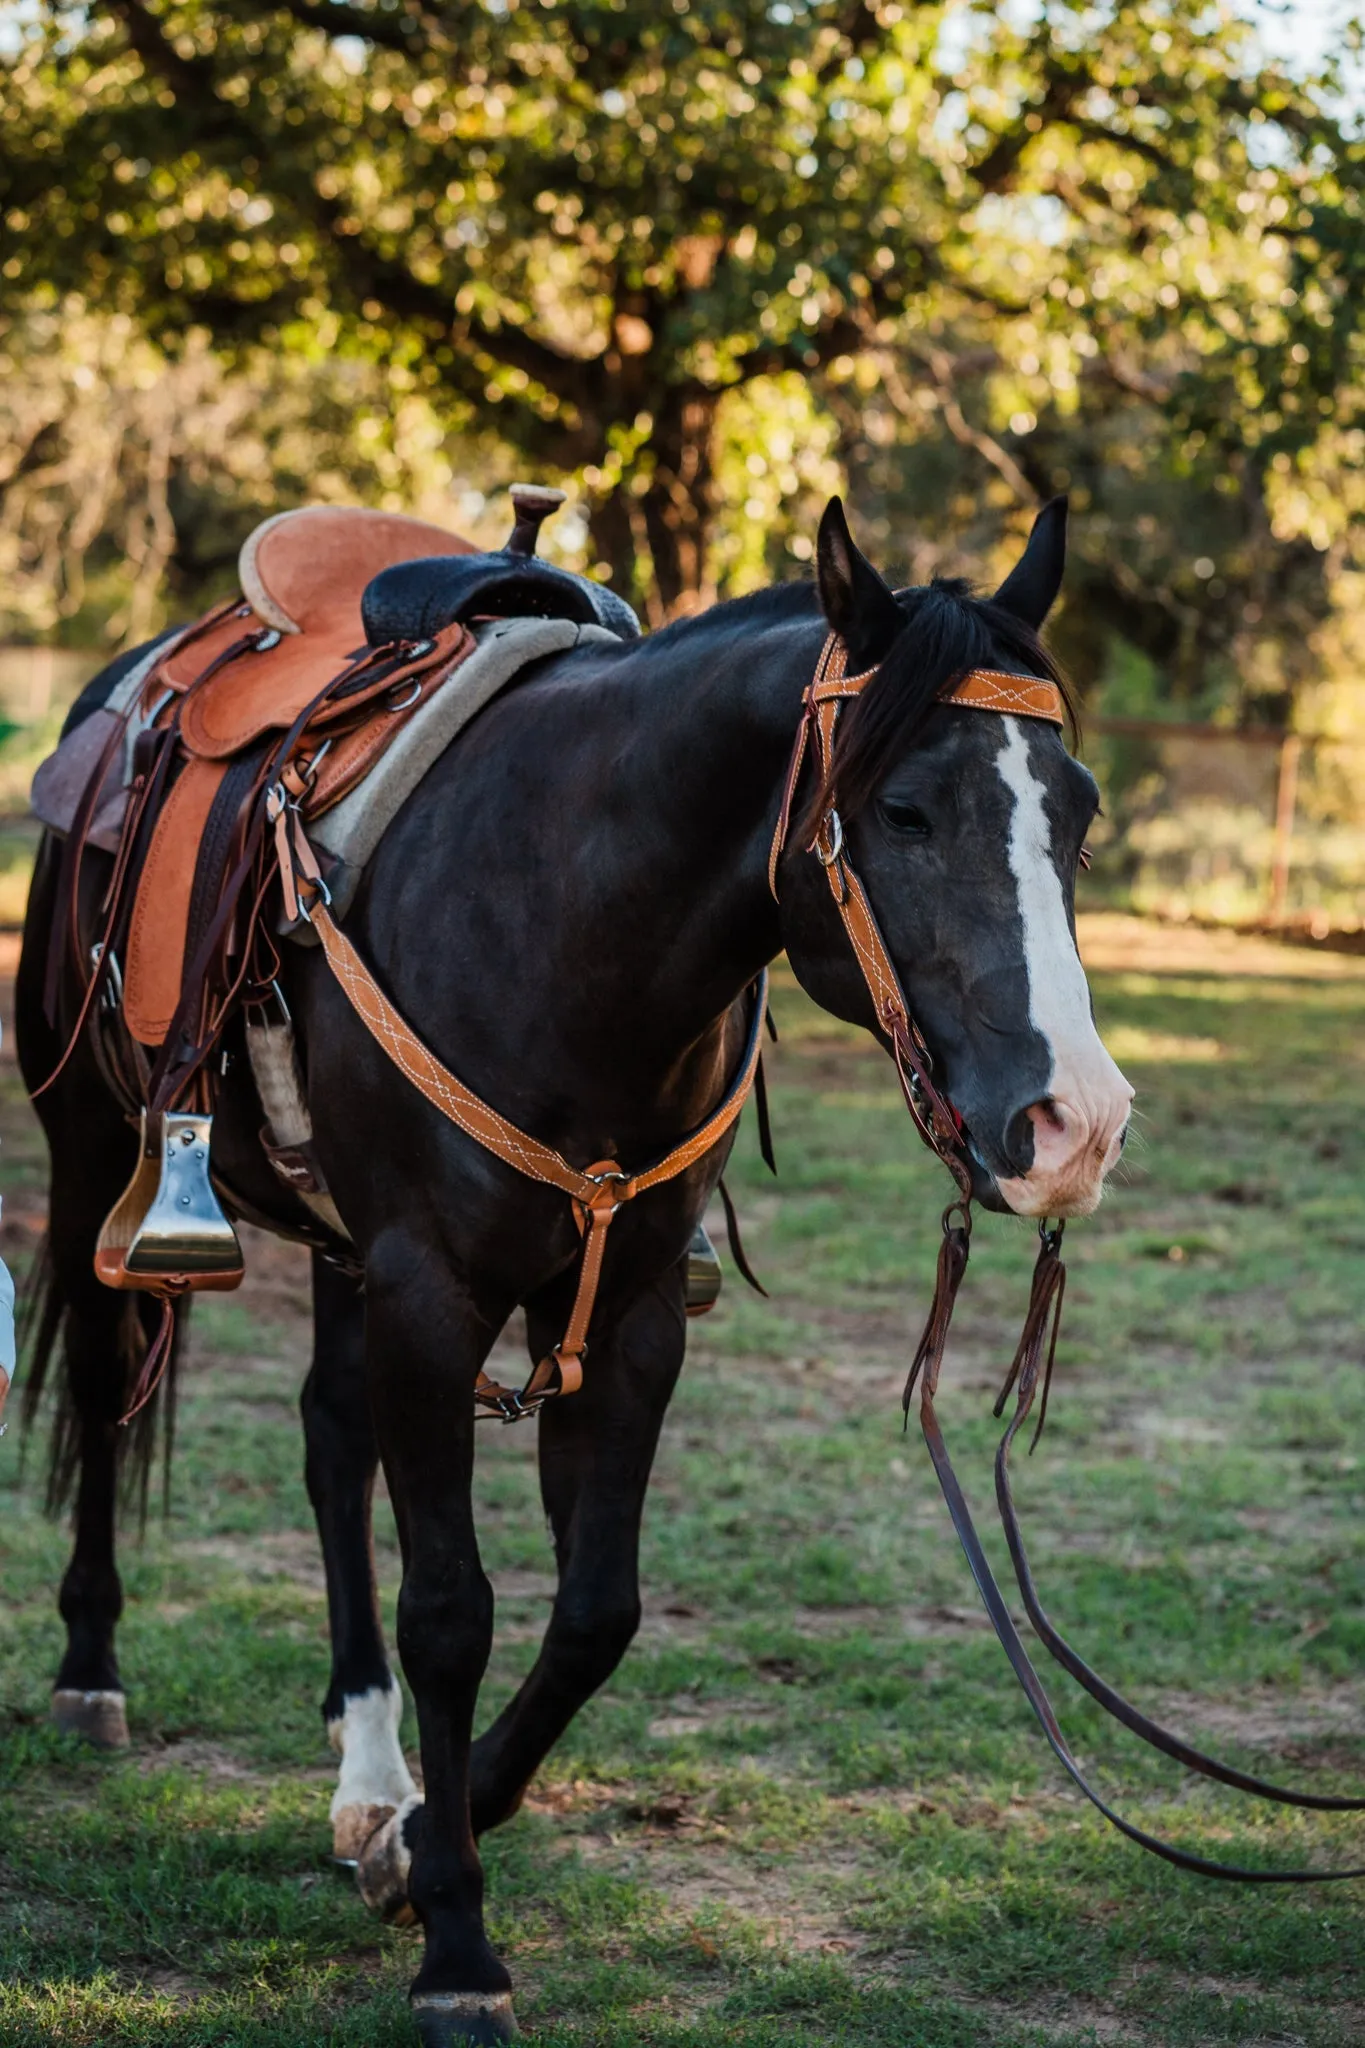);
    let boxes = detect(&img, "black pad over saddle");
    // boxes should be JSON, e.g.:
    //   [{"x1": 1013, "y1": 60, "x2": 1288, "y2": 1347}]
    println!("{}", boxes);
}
[{"x1": 362, "y1": 554, "x2": 641, "y2": 646}]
